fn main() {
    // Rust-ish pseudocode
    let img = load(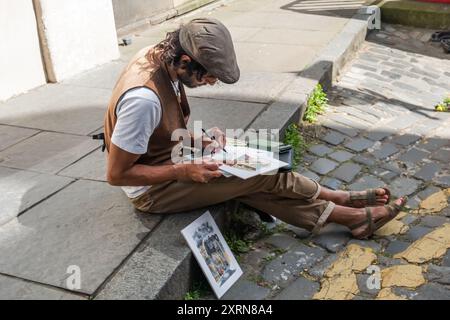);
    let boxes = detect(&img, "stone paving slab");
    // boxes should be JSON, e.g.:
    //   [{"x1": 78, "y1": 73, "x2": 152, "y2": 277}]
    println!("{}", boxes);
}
[
  {"x1": 389, "y1": 177, "x2": 421, "y2": 198},
  {"x1": 118, "y1": 35, "x2": 164, "y2": 62},
  {"x1": 265, "y1": 233, "x2": 301, "y2": 251},
  {"x1": 310, "y1": 158, "x2": 339, "y2": 175},
  {"x1": 0, "y1": 125, "x2": 39, "y2": 152},
  {"x1": 312, "y1": 223, "x2": 351, "y2": 253},
  {"x1": 63, "y1": 60, "x2": 128, "y2": 90},
  {"x1": 329, "y1": 150, "x2": 354, "y2": 163},
  {"x1": 307, "y1": 254, "x2": 339, "y2": 279},
  {"x1": 274, "y1": 276, "x2": 319, "y2": 300},
  {"x1": 262, "y1": 244, "x2": 326, "y2": 287},
  {"x1": 348, "y1": 175, "x2": 385, "y2": 191},
  {"x1": 309, "y1": 144, "x2": 333, "y2": 157},
  {"x1": 96, "y1": 206, "x2": 227, "y2": 300},
  {"x1": 321, "y1": 177, "x2": 343, "y2": 190},
  {"x1": 225, "y1": 26, "x2": 263, "y2": 42},
  {"x1": 221, "y1": 279, "x2": 270, "y2": 300},
  {"x1": 249, "y1": 29, "x2": 337, "y2": 47},
  {"x1": 186, "y1": 72, "x2": 296, "y2": 104},
  {"x1": 58, "y1": 148, "x2": 106, "y2": 181},
  {"x1": 0, "y1": 180, "x2": 161, "y2": 294},
  {"x1": 0, "y1": 132, "x2": 99, "y2": 174},
  {"x1": 0, "y1": 275, "x2": 85, "y2": 300},
  {"x1": 234, "y1": 42, "x2": 317, "y2": 73},
  {"x1": 356, "y1": 273, "x2": 380, "y2": 297},
  {"x1": 0, "y1": 85, "x2": 111, "y2": 135},
  {"x1": 187, "y1": 97, "x2": 266, "y2": 131},
  {"x1": 0, "y1": 166, "x2": 73, "y2": 226},
  {"x1": 249, "y1": 96, "x2": 305, "y2": 134},
  {"x1": 228, "y1": 8, "x2": 349, "y2": 32},
  {"x1": 331, "y1": 163, "x2": 361, "y2": 183},
  {"x1": 394, "y1": 283, "x2": 450, "y2": 300}
]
